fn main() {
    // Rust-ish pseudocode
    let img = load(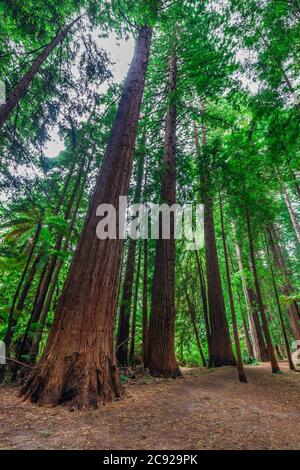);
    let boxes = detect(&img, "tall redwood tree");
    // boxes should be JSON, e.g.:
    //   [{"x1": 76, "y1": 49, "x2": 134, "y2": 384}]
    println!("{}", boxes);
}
[
  {"x1": 21, "y1": 26, "x2": 153, "y2": 409},
  {"x1": 147, "y1": 50, "x2": 181, "y2": 378}
]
